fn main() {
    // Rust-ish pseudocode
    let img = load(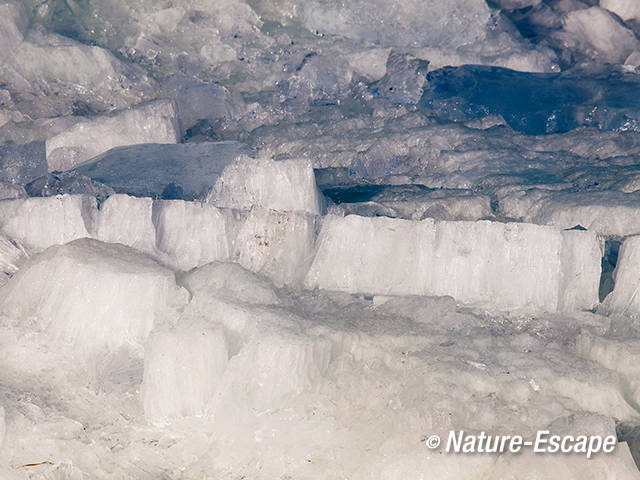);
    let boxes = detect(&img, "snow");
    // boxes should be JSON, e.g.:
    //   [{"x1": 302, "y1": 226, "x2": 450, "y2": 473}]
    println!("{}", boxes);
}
[{"x1": 45, "y1": 100, "x2": 180, "y2": 172}]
